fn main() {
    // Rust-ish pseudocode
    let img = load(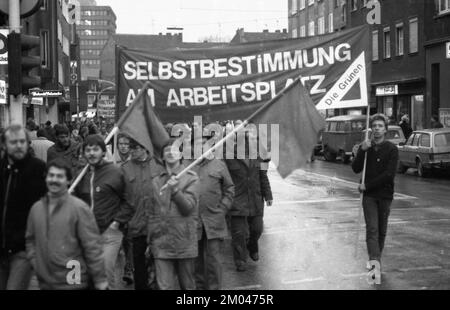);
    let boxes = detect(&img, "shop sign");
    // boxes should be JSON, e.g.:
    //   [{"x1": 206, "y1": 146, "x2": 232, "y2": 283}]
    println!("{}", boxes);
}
[{"x1": 376, "y1": 85, "x2": 398, "y2": 96}]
